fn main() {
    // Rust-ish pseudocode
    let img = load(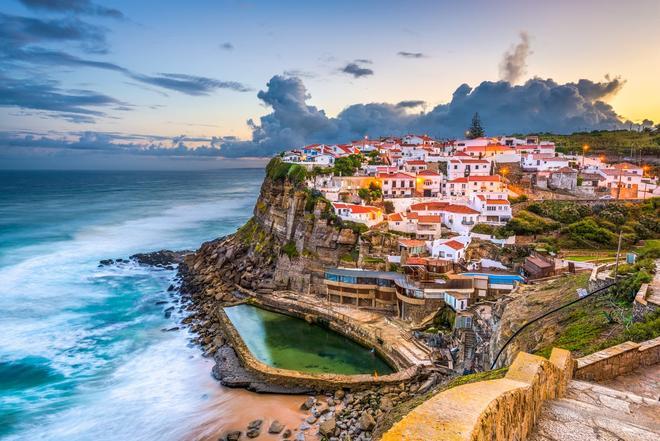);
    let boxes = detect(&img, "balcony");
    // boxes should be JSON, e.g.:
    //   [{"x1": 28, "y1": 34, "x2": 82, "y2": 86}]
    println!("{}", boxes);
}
[{"x1": 461, "y1": 219, "x2": 475, "y2": 226}]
